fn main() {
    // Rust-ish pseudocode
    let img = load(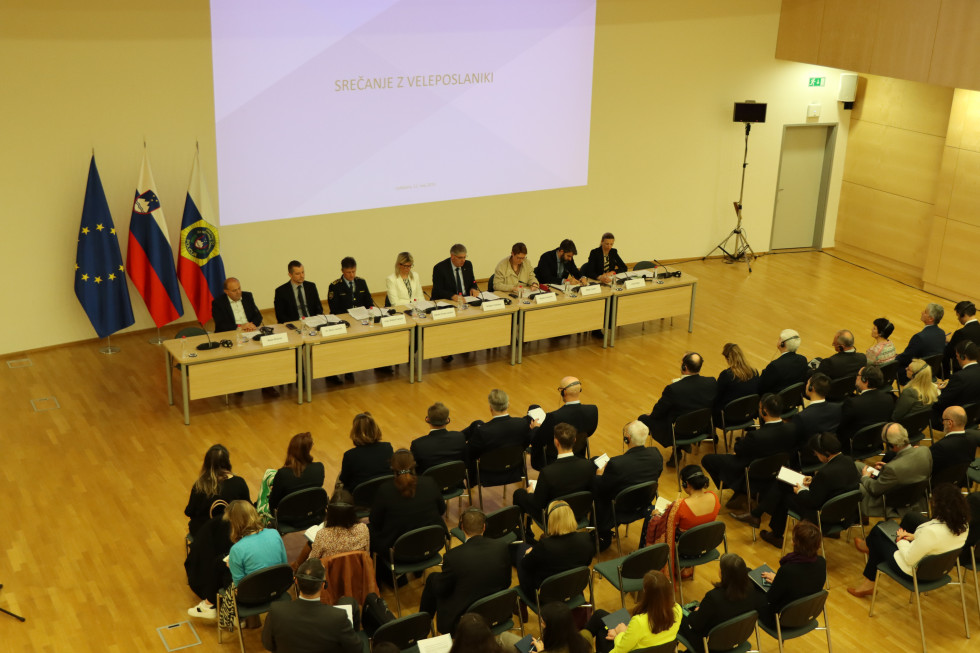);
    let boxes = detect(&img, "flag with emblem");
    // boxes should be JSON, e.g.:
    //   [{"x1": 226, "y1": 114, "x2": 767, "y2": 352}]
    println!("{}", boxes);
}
[
  {"x1": 126, "y1": 150, "x2": 184, "y2": 327},
  {"x1": 177, "y1": 151, "x2": 226, "y2": 324},
  {"x1": 74, "y1": 156, "x2": 135, "y2": 338}
]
